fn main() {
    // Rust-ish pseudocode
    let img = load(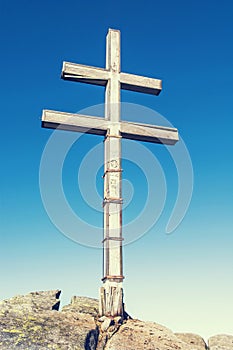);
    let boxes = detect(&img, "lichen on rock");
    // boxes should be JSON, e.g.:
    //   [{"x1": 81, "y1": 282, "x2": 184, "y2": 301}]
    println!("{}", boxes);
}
[{"x1": 0, "y1": 290, "x2": 98, "y2": 350}]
